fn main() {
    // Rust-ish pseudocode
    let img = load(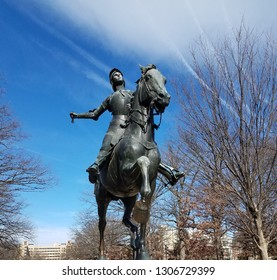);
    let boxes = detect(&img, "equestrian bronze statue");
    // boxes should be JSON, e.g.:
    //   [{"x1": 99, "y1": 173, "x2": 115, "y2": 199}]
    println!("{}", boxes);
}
[{"x1": 70, "y1": 64, "x2": 183, "y2": 259}]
